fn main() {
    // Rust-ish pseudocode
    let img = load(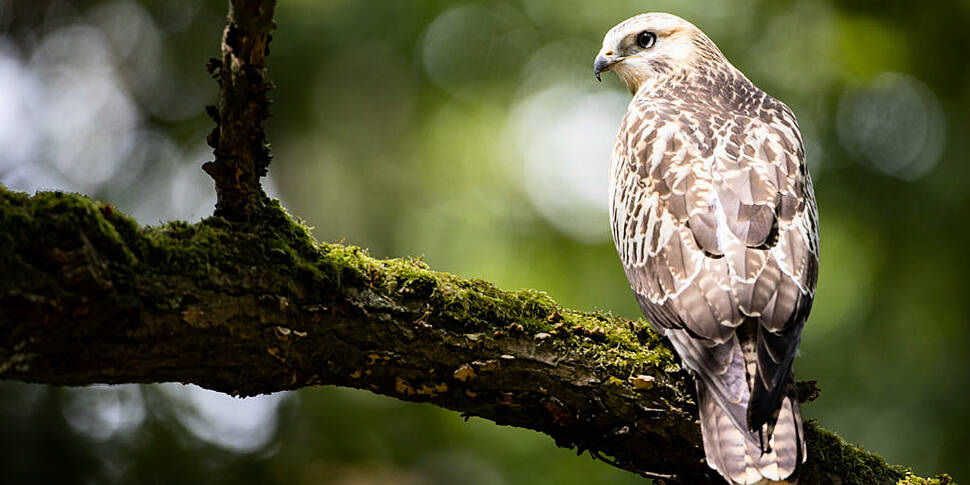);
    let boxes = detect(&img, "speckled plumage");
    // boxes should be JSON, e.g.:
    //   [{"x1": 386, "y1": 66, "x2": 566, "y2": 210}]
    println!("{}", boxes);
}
[{"x1": 596, "y1": 13, "x2": 818, "y2": 485}]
